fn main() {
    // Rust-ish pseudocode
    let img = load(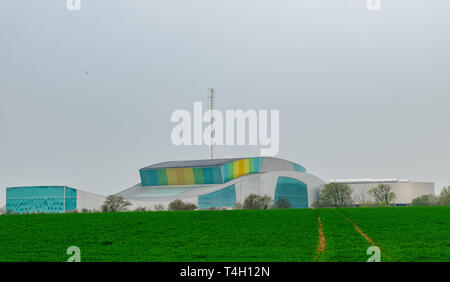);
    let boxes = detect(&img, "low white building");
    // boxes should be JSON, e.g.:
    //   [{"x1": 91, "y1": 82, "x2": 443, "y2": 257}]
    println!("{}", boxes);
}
[{"x1": 329, "y1": 179, "x2": 435, "y2": 205}]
